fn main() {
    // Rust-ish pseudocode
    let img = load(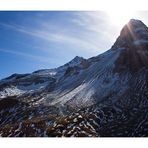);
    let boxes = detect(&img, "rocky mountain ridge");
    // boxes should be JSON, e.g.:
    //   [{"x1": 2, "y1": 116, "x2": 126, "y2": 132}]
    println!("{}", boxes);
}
[{"x1": 0, "y1": 19, "x2": 148, "y2": 137}]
